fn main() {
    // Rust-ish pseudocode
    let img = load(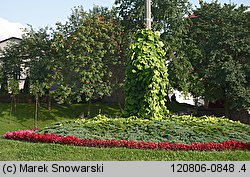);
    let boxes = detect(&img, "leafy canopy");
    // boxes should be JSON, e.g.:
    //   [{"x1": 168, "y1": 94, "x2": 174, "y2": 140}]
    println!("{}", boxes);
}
[
  {"x1": 0, "y1": 42, "x2": 23, "y2": 94},
  {"x1": 50, "y1": 6, "x2": 123, "y2": 104},
  {"x1": 188, "y1": 1, "x2": 250, "y2": 110},
  {"x1": 115, "y1": 0, "x2": 193, "y2": 94}
]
